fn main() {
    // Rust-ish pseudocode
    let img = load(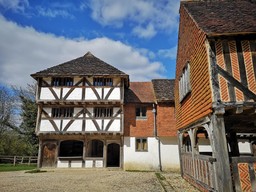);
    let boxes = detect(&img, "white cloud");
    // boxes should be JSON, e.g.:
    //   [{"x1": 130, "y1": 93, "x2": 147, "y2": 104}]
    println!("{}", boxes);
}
[
  {"x1": 36, "y1": 7, "x2": 74, "y2": 19},
  {"x1": 132, "y1": 23, "x2": 156, "y2": 39},
  {"x1": 0, "y1": 0, "x2": 29, "y2": 13},
  {"x1": 89, "y1": 0, "x2": 180, "y2": 38},
  {"x1": 158, "y1": 46, "x2": 177, "y2": 60},
  {"x1": 0, "y1": 15, "x2": 166, "y2": 87}
]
